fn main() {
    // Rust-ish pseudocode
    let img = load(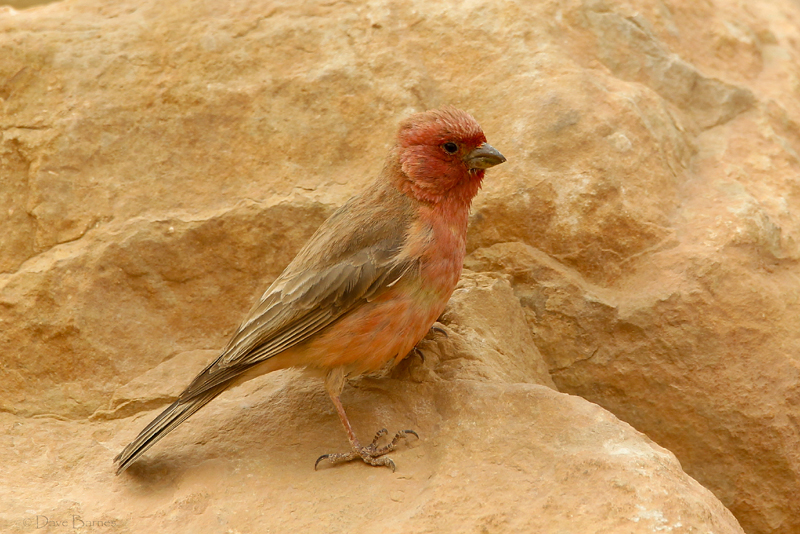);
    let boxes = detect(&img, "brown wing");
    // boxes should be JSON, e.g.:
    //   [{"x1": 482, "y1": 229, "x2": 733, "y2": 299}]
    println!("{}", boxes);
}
[{"x1": 179, "y1": 185, "x2": 419, "y2": 400}]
